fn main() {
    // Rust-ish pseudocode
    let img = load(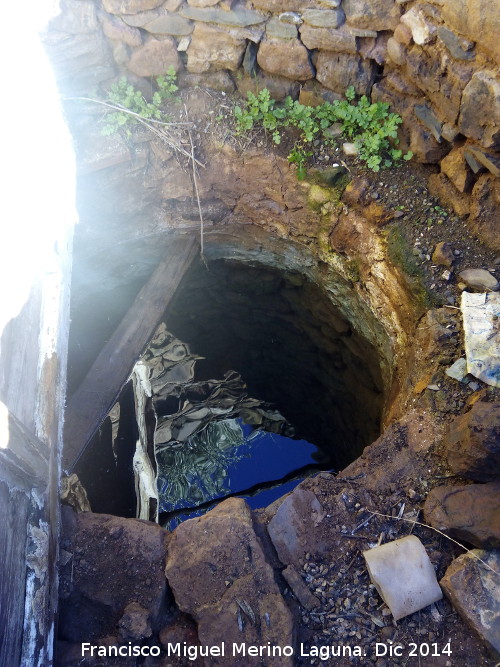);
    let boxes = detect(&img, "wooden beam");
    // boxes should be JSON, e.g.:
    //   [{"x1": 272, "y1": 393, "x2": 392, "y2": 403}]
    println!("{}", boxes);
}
[{"x1": 63, "y1": 235, "x2": 199, "y2": 471}]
